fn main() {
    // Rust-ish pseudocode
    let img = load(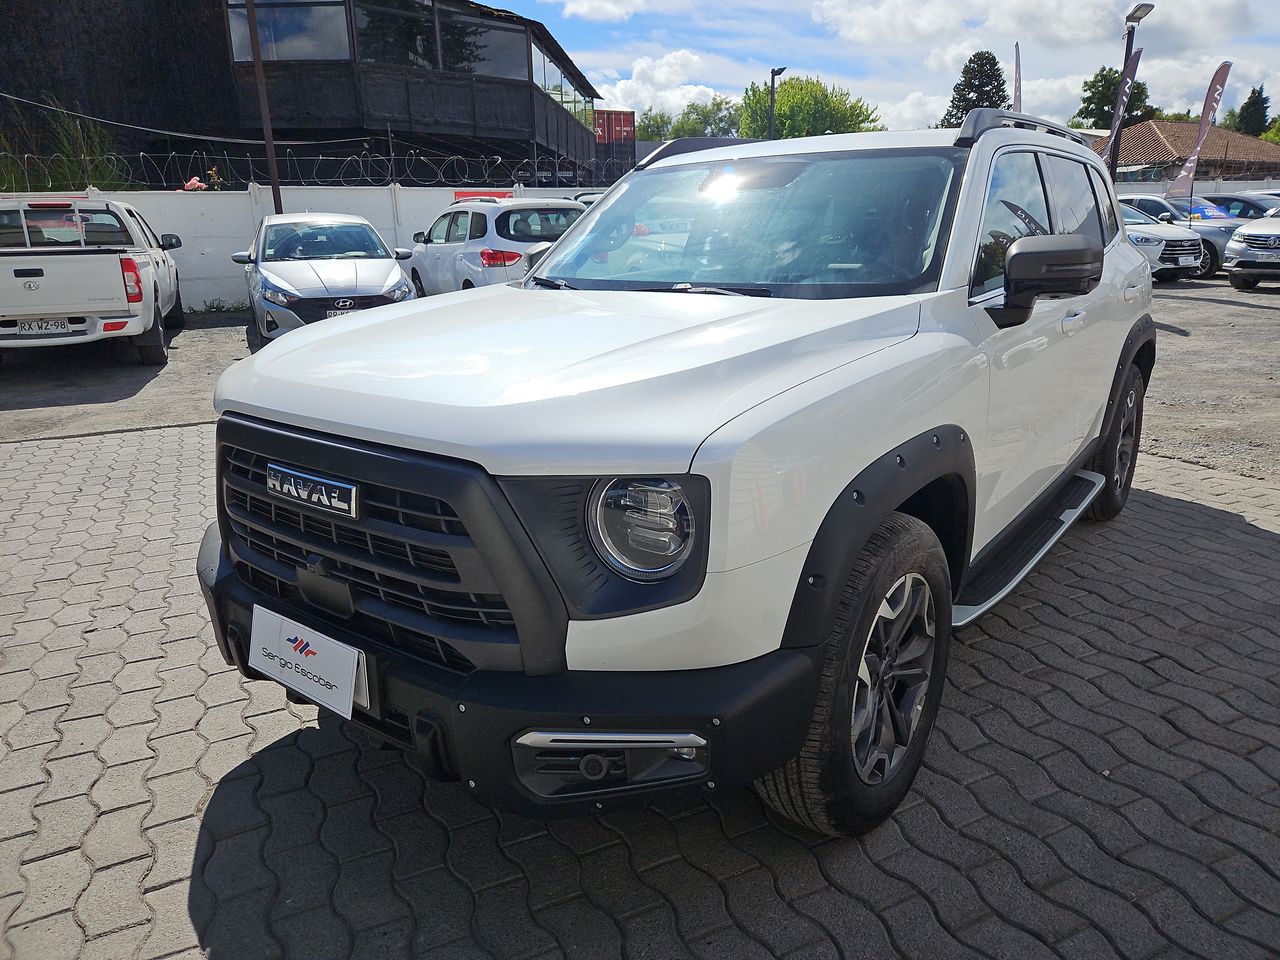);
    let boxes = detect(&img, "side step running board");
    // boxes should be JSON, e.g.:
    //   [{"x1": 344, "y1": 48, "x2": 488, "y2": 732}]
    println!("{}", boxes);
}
[{"x1": 952, "y1": 469, "x2": 1106, "y2": 628}]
